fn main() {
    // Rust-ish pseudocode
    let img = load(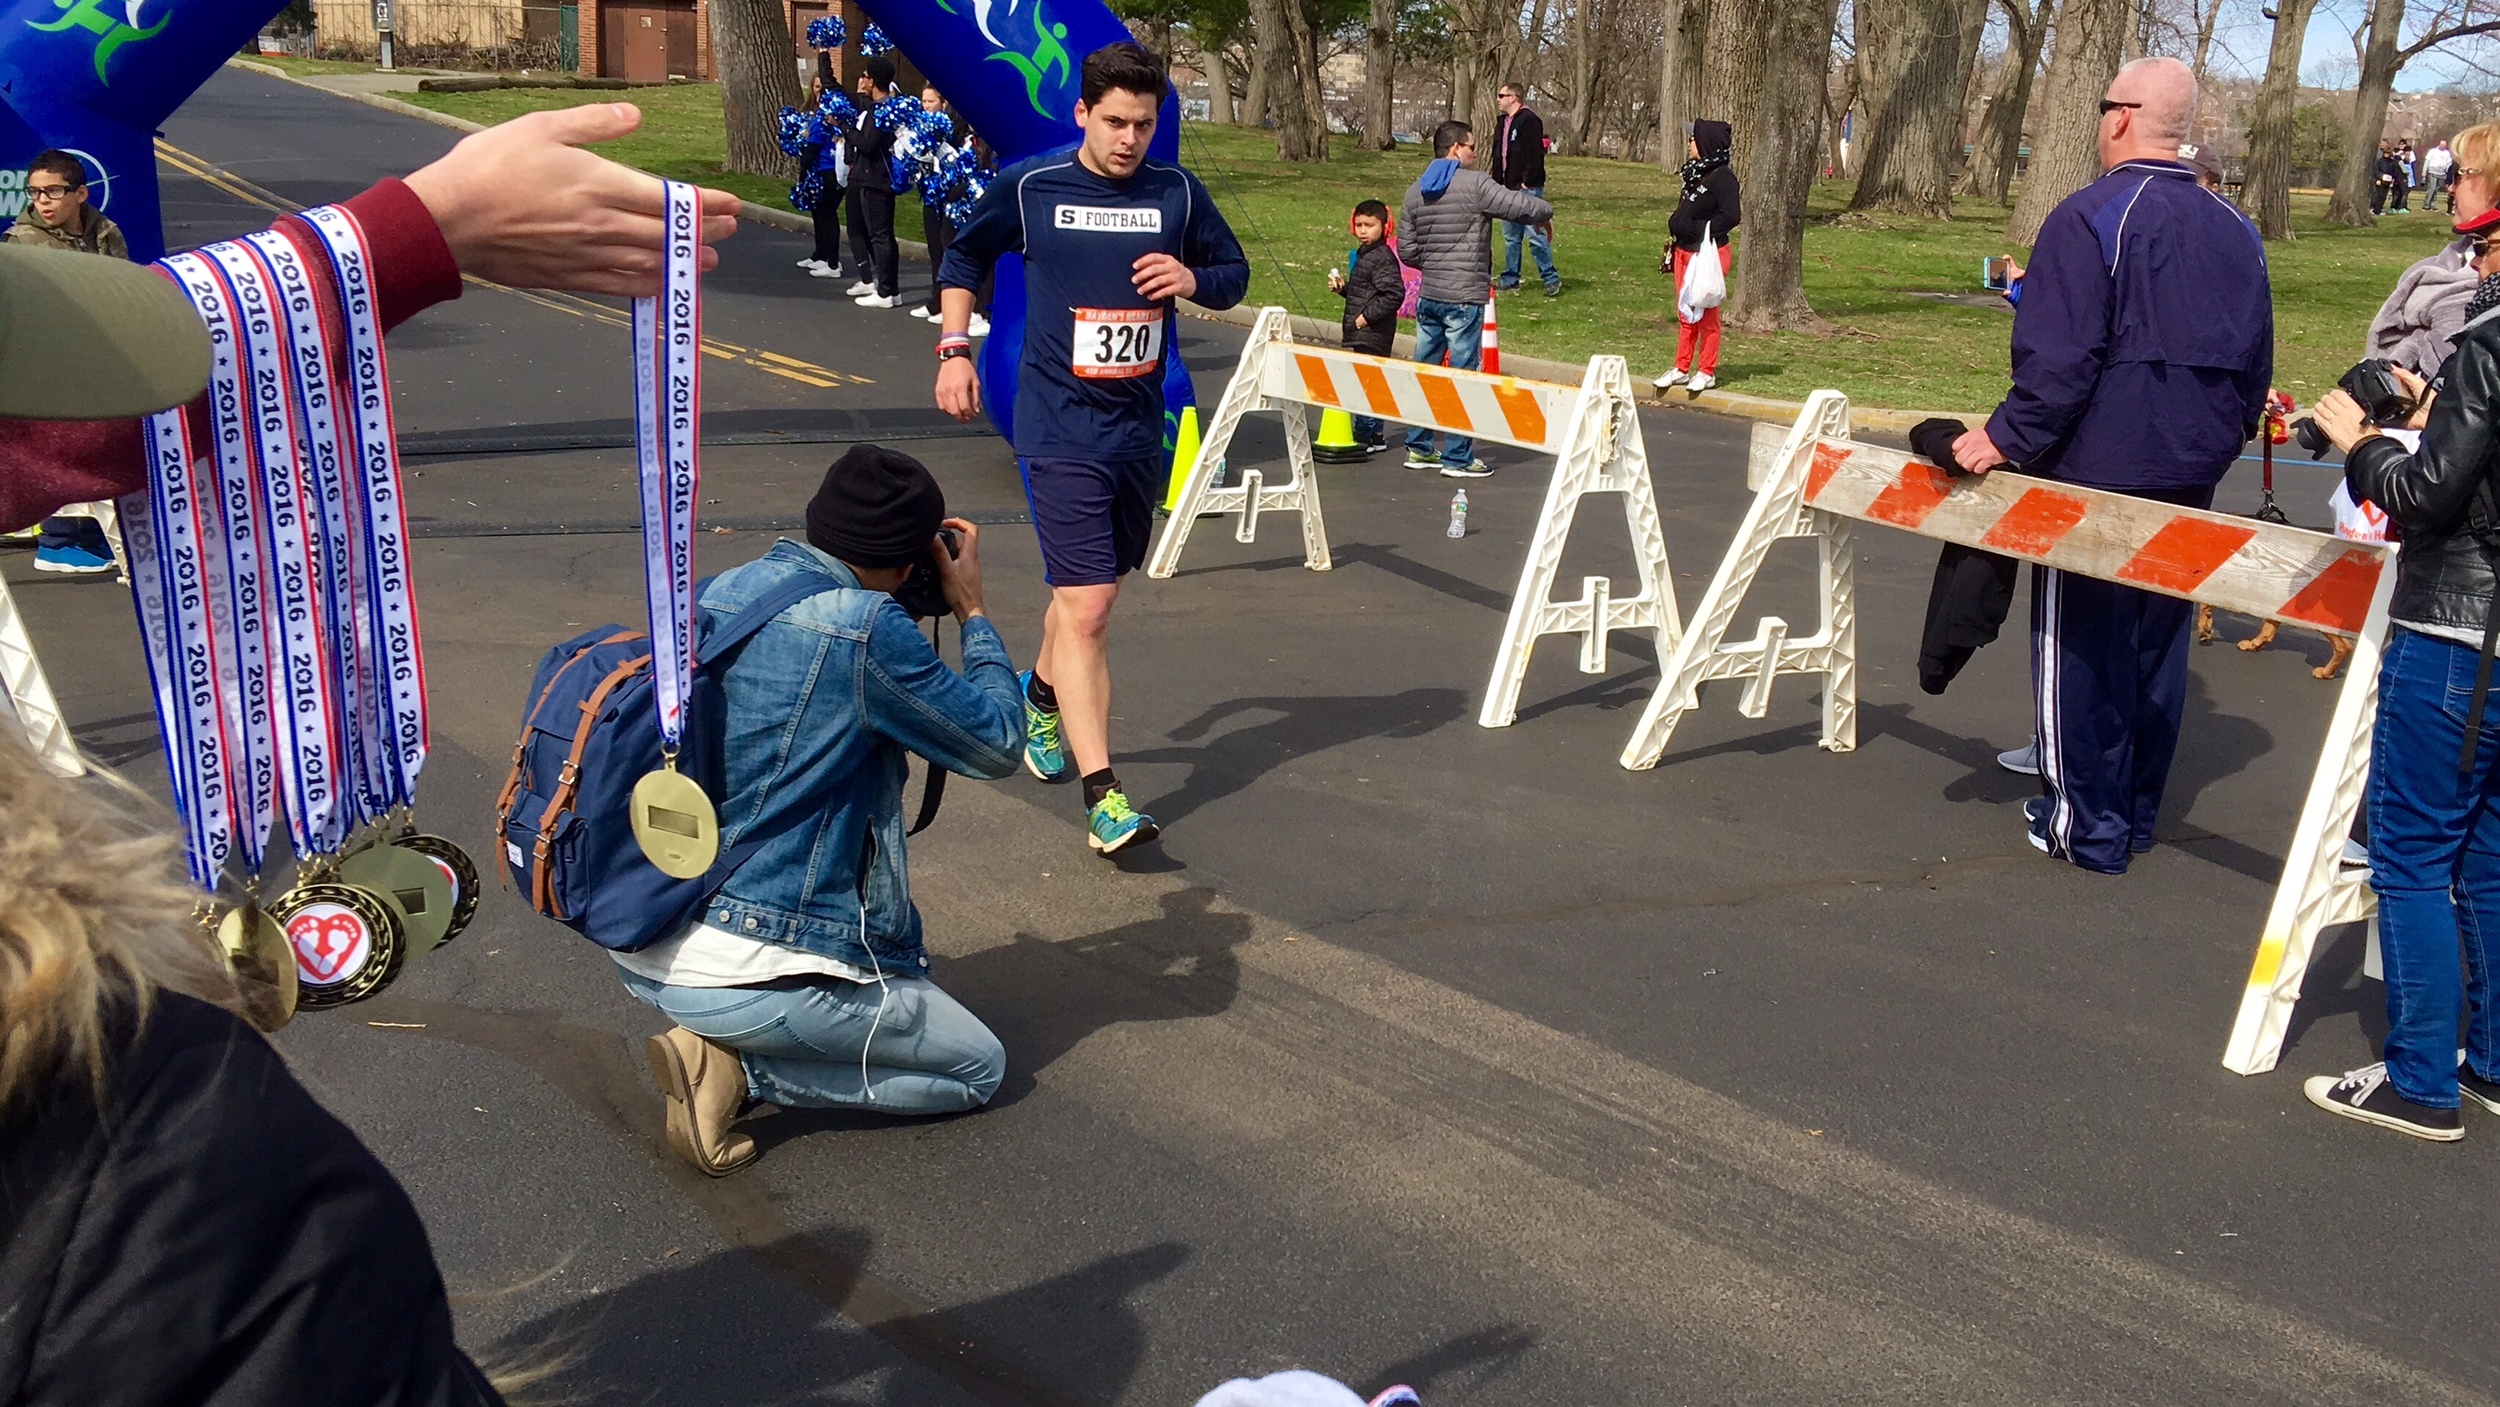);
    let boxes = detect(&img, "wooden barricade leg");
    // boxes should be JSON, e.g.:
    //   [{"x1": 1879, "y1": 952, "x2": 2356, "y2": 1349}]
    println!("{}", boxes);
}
[
  {"x1": 1620, "y1": 392, "x2": 1856, "y2": 770},
  {"x1": 0, "y1": 572, "x2": 84, "y2": 777},
  {"x1": 1479, "y1": 357, "x2": 1680, "y2": 727},
  {"x1": 2221, "y1": 569, "x2": 2394, "y2": 1075},
  {"x1": 1145, "y1": 307, "x2": 1330, "y2": 578}
]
